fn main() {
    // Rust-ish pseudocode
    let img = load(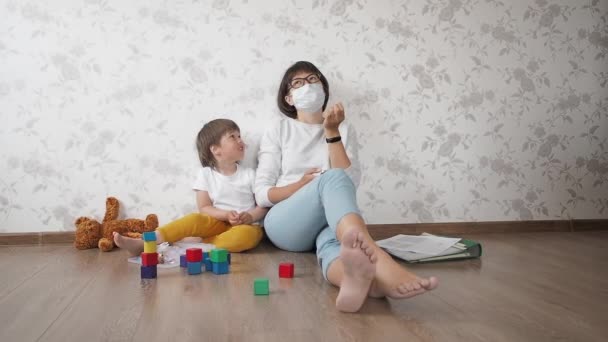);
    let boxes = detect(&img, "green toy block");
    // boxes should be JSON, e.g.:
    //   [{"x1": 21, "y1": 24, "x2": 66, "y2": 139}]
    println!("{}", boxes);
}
[
  {"x1": 254, "y1": 278, "x2": 269, "y2": 296},
  {"x1": 210, "y1": 248, "x2": 228, "y2": 263}
]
